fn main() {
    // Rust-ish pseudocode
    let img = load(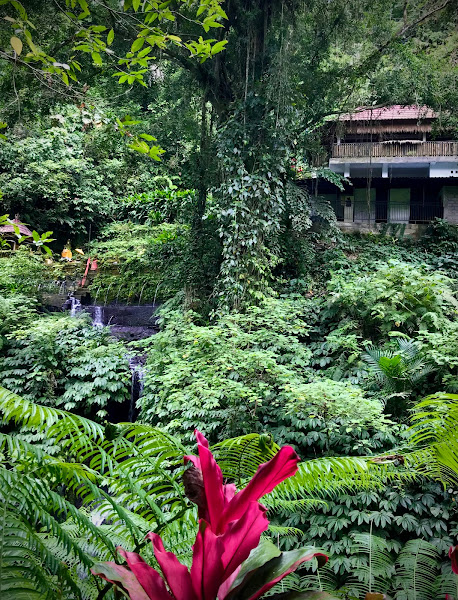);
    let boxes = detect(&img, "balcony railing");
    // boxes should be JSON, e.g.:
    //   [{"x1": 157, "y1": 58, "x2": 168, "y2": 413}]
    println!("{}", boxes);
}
[{"x1": 332, "y1": 141, "x2": 458, "y2": 159}]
